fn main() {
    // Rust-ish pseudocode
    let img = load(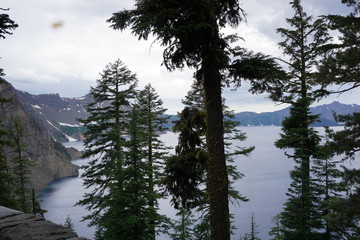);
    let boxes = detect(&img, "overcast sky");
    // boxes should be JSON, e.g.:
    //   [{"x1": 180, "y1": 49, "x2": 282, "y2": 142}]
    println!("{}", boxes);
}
[{"x1": 1, "y1": 0, "x2": 358, "y2": 114}]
